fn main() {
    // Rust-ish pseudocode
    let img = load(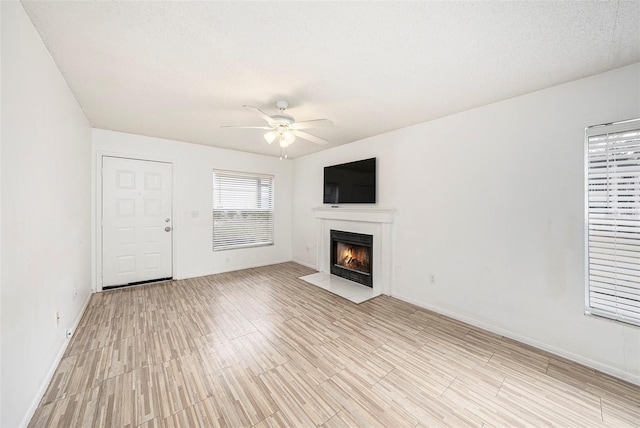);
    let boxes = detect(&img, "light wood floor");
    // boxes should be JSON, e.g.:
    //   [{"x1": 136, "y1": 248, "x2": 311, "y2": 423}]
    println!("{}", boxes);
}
[{"x1": 30, "y1": 262, "x2": 640, "y2": 427}]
